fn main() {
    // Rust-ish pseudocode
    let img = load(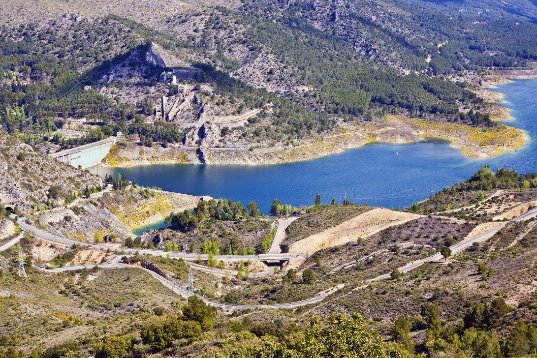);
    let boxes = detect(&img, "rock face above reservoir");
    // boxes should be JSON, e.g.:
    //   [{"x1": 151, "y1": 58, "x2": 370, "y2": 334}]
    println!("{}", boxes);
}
[{"x1": 0, "y1": 133, "x2": 102, "y2": 214}]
